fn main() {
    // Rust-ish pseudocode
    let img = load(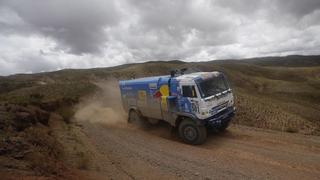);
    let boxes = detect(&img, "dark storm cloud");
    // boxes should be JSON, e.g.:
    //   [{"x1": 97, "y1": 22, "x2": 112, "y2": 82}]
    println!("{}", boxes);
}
[
  {"x1": 119, "y1": 0, "x2": 239, "y2": 60},
  {"x1": 275, "y1": 0, "x2": 320, "y2": 17},
  {"x1": 0, "y1": 0, "x2": 121, "y2": 54},
  {"x1": 134, "y1": 0, "x2": 235, "y2": 41},
  {"x1": 0, "y1": 0, "x2": 319, "y2": 75},
  {"x1": 214, "y1": 0, "x2": 264, "y2": 14},
  {"x1": 215, "y1": 0, "x2": 320, "y2": 17}
]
